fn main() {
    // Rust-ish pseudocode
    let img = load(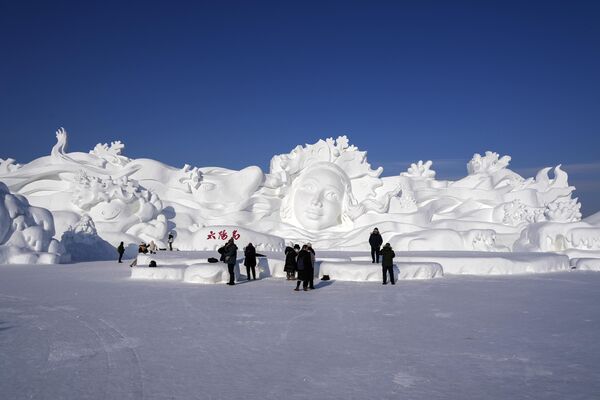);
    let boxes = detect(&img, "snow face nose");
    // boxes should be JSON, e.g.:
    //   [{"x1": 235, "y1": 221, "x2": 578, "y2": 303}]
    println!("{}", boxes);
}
[{"x1": 310, "y1": 191, "x2": 323, "y2": 207}]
